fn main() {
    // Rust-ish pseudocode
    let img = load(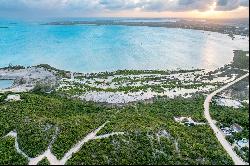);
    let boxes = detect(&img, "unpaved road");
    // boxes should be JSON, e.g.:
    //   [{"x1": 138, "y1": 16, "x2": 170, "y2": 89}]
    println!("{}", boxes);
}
[
  {"x1": 204, "y1": 73, "x2": 249, "y2": 165},
  {"x1": 5, "y1": 121, "x2": 124, "y2": 165}
]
